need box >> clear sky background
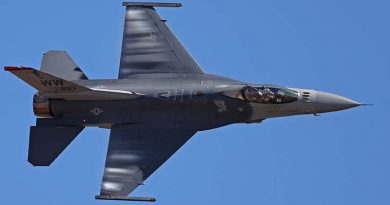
[0,0,389,204]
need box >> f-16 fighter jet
[5,2,362,202]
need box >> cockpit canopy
[242,86,298,104]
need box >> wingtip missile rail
[122,2,182,7]
[95,195,156,202]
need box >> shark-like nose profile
[315,91,360,113]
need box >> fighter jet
[5,2,362,202]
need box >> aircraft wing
[97,125,196,200]
[118,2,203,79]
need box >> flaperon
[5,2,362,202]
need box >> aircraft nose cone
[315,91,360,113]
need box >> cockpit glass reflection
[242,86,298,104]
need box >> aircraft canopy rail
[242,86,298,104]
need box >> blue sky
[1,0,389,204]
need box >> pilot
[244,87,261,102]
[261,88,275,103]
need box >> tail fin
[28,126,84,166]
[40,50,88,80]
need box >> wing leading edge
[118,2,203,78]
[98,125,196,199]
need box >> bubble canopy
[242,85,298,104]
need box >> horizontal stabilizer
[5,66,143,100]
[5,66,89,93]
[28,126,84,166]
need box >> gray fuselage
[43,73,329,131]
